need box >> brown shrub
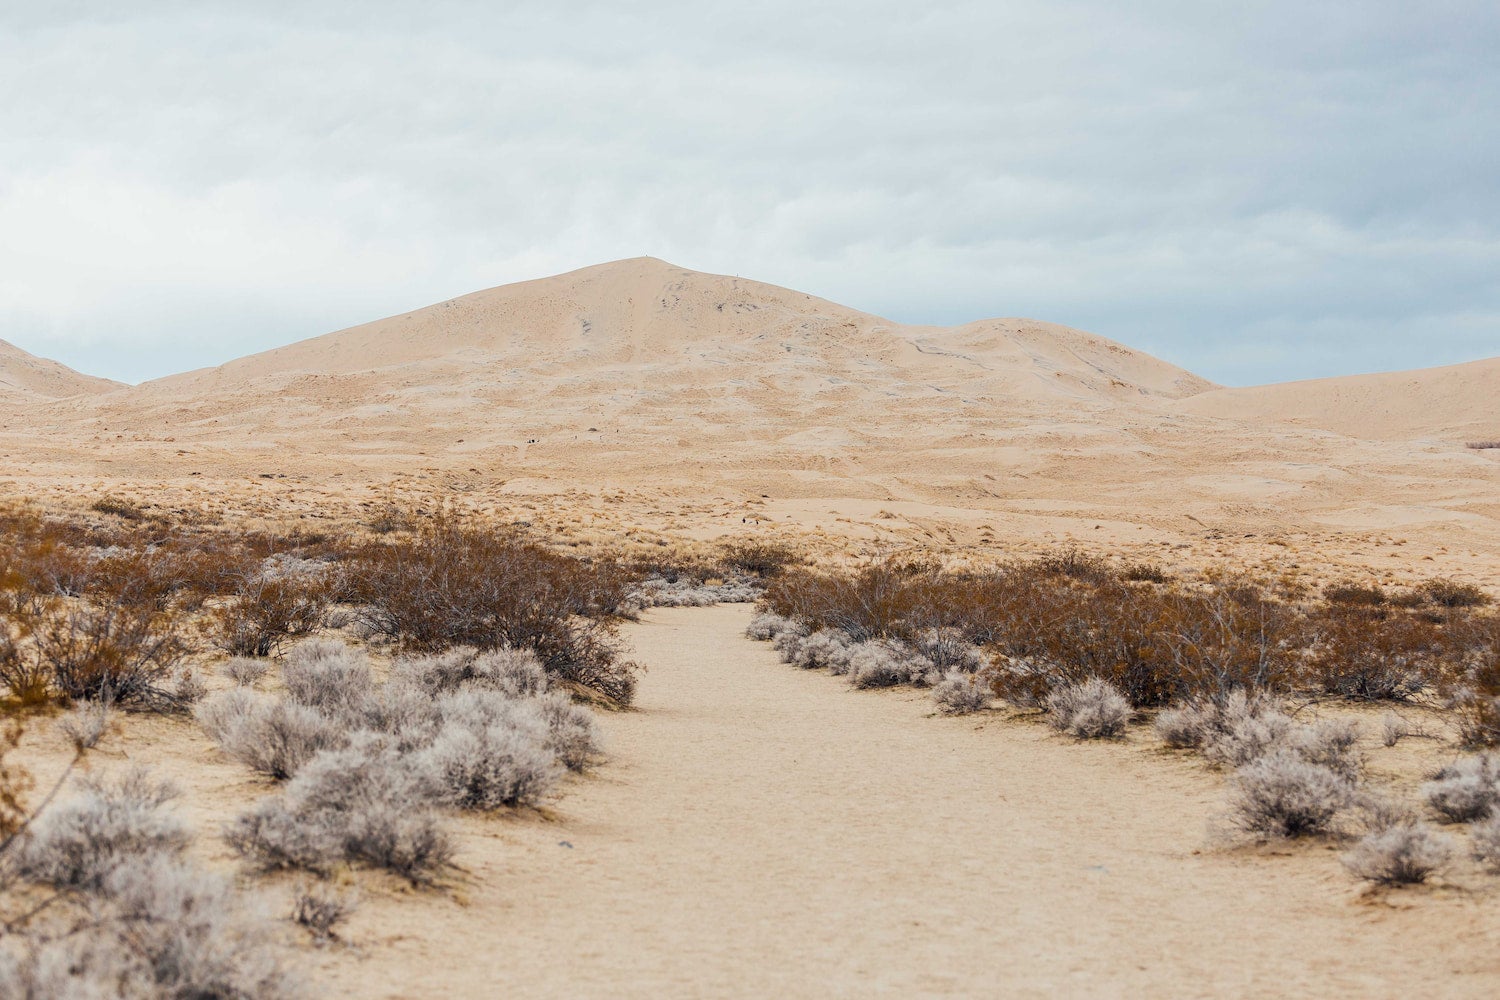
[346,518,637,703]
[6,602,188,708]
[1422,578,1491,609]
[1308,605,1449,700]
[212,575,329,658]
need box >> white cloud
[2,1,1497,384]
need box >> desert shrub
[1154,690,1280,751]
[1287,719,1364,781]
[760,557,938,642]
[101,858,303,998]
[416,691,561,808]
[1472,813,1500,868]
[391,646,549,700]
[796,629,854,671]
[1046,678,1130,739]
[1120,561,1170,584]
[89,496,146,522]
[223,656,270,687]
[11,768,189,892]
[1228,750,1354,838]
[1423,753,1500,822]
[347,519,637,703]
[229,737,453,882]
[1422,578,1490,609]
[533,690,601,771]
[212,573,329,657]
[745,611,792,641]
[630,575,760,608]
[913,627,985,672]
[1442,613,1500,746]
[1309,606,1448,700]
[1324,582,1387,607]
[281,640,375,724]
[719,540,802,578]
[195,689,346,780]
[847,640,935,689]
[772,627,808,664]
[11,602,188,708]
[291,882,356,942]
[931,671,991,715]
[1342,820,1454,884]
[1034,548,1114,585]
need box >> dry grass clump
[291,882,357,943]
[1342,820,1455,884]
[1046,678,1130,739]
[1423,753,1500,822]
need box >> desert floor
[275,604,1497,998]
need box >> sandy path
[320,605,1500,998]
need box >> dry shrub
[1472,813,1500,868]
[1441,613,1500,746]
[6,602,188,708]
[347,519,637,704]
[745,611,792,641]
[1323,582,1387,607]
[228,737,453,882]
[931,671,992,715]
[222,656,270,687]
[847,640,934,689]
[1228,750,1354,838]
[11,768,189,892]
[719,540,803,578]
[1343,820,1454,884]
[1423,753,1500,822]
[196,689,347,780]
[291,882,357,942]
[281,641,375,724]
[212,574,329,657]
[1309,605,1449,700]
[88,496,146,522]
[1046,678,1130,738]
[795,629,855,671]
[1422,578,1491,609]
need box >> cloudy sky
[3,1,1497,385]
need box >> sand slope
[1180,356,1500,441]
[0,338,121,401]
[302,605,1499,998]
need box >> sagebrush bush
[417,691,562,808]
[229,737,453,882]
[281,640,375,724]
[392,646,549,700]
[1342,820,1454,885]
[1423,753,1500,822]
[223,656,270,687]
[847,640,935,689]
[745,611,792,641]
[1046,678,1130,739]
[534,690,601,771]
[931,671,991,715]
[1228,750,1354,837]
[1471,813,1500,868]
[196,689,346,780]
[795,629,854,671]
[13,767,189,892]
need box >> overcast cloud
[3,1,1497,385]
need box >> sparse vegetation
[1046,678,1131,738]
[1228,750,1354,838]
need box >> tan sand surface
[288,605,1494,998]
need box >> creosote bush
[346,518,638,704]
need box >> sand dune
[0,258,1496,568]
[0,338,121,401]
[1180,355,1500,441]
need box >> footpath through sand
[321,604,1500,998]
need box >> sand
[294,605,1495,997]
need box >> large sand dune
[0,338,121,402]
[1,258,1496,570]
